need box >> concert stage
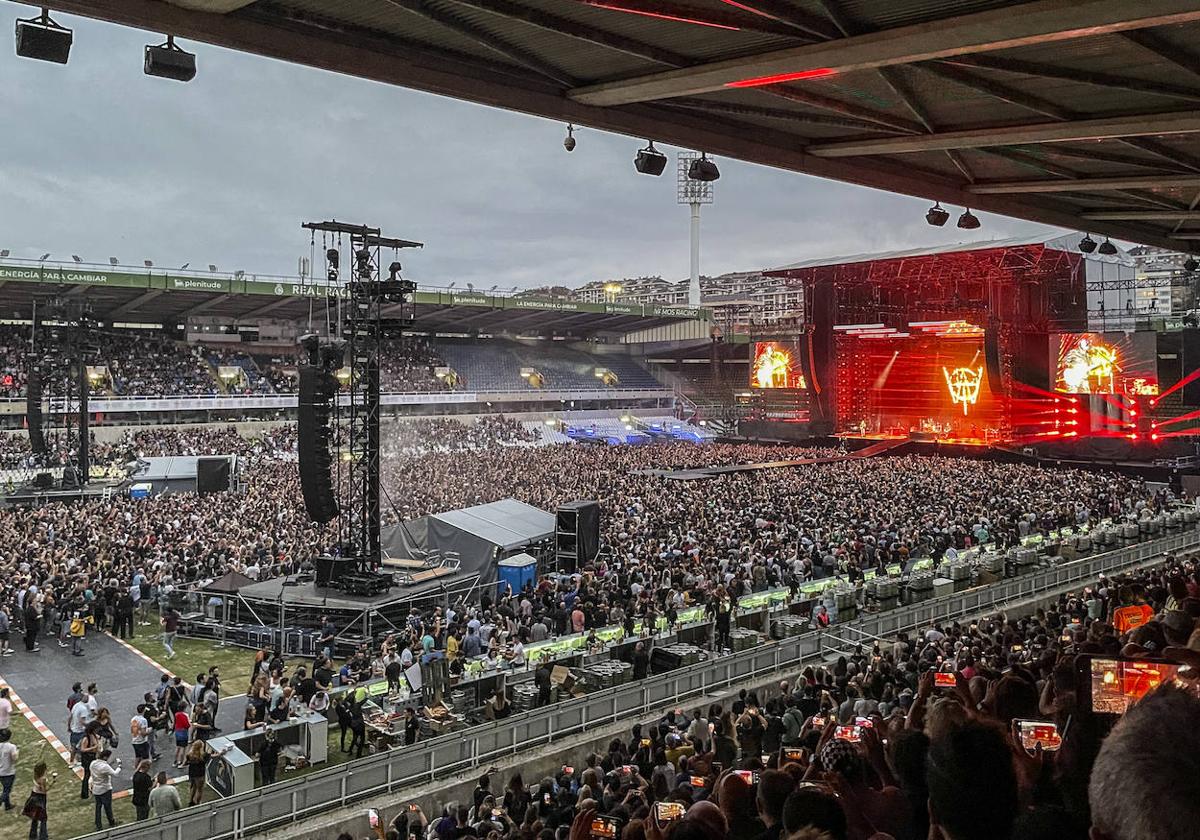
[3,477,128,507]
[201,569,482,652]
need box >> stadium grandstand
[6,3,1200,840]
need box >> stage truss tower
[302,220,421,570]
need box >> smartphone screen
[760,754,770,765]
[654,802,684,823]
[811,715,826,727]
[933,672,957,688]
[368,809,380,829]
[733,769,759,785]
[640,738,651,748]
[782,748,805,762]
[834,725,862,743]
[1086,656,1182,715]
[854,716,874,729]
[1016,720,1062,752]
[689,775,706,788]
[589,816,620,840]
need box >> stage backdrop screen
[751,341,806,389]
[1053,332,1158,396]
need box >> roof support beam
[806,111,1200,157]
[943,54,1200,104]
[382,0,577,85]
[575,0,803,37]
[106,290,165,319]
[239,297,300,319]
[1119,30,1200,82]
[568,0,1200,106]
[1082,211,1200,221]
[664,99,895,133]
[445,0,691,66]
[970,174,1200,194]
[710,0,841,40]
[182,294,234,317]
[916,61,1075,121]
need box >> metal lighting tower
[677,152,714,308]
[301,220,421,571]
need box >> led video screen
[1053,332,1158,396]
[751,341,806,389]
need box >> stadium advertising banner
[751,341,806,389]
[0,261,704,321]
[1053,332,1158,396]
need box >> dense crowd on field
[0,417,1192,840]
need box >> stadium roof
[0,260,700,335]
[765,232,1135,274]
[35,0,1200,254]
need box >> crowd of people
[364,554,1200,840]
[0,416,1189,840]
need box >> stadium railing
[76,528,1200,840]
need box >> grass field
[122,631,264,696]
[8,692,358,840]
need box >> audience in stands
[390,555,1198,840]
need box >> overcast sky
[0,11,1065,291]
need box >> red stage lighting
[725,68,836,88]
[1152,433,1160,442]
[582,1,741,29]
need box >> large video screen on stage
[751,341,806,389]
[1053,332,1158,396]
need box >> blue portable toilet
[497,552,538,596]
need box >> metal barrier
[79,529,1198,840]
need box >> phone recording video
[933,672,957,688]
[1015,720,1062,752]
[733,769,760,785]
[782,747,805,763]
[653,802,684,824]
[810,714,827,727]
[834,725,862,743]
[589,815,622,840]
[854,716,874,729]
[1081,655,1182,715]
[640,738,652,748]
[689,775,707,789]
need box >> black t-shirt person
[297,676,317,705]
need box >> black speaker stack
[297,340,341,524]
[556,500,601,573]
[25,368,46,457]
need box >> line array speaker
[26,369,46,456]
[297,364,339,523]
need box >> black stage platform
[3,478,128,507]
[236,569,480,611]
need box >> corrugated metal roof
[766,232,1134,273]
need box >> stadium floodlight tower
[677,152,714,308]
[301,219,421,571]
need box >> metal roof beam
[106,290,165,319]
[445,0,690,66]
[944,54,1200,103]
[763,86,925,134]
[916,61,1075,121]
[664,99,895,133]
[568,0,1200,106]
[1082,211,1200,220]
[1119,30,1200,82]
[807,110,1200,157]
[382,0,577,86]
[970,174,1200,194]
[713,0,842,40]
